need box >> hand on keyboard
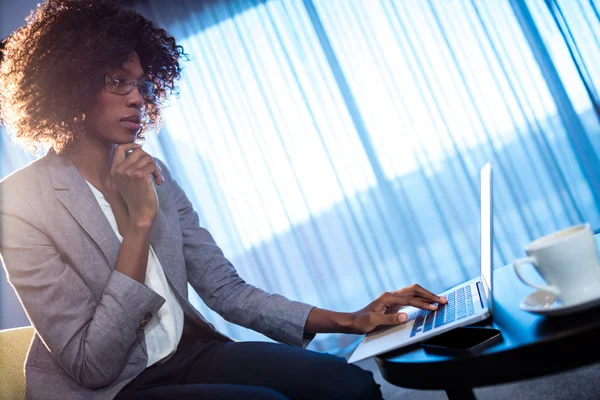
[348,284,448,335]
[410,286,476,337]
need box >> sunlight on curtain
[312,0,600,286]
[525,0,598,113]
[135,0,600,352]
[2,0,599,352]
[526,0,600,155]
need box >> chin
[111,136,137,146]
[120,129,139,142]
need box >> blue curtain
[528,0,600,145]
[2,0,600,354]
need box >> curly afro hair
[0,0,187,154]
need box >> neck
[63,135,116,192]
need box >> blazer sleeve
[0,188,166,389]
[156,159,316,348]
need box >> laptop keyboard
[410,285,475,337]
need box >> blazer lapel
[45,149,183,295]
[47,149,121,270]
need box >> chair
[0,324,237,400]
[0,326,34,400]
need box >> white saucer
[519,290,600,317]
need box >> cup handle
[513,256,561,296]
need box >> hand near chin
[350,284,447,334]
[111,143,164,227]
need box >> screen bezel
[480,162,493,313]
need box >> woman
[0,1,446,399]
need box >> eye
[114,77,129,87]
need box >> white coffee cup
[513,224,600,305]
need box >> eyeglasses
[104,75,155,98]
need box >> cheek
[86,92,119,133]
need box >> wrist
[305,308,355,334]
[342,311,357,334]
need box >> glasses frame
[104,75,155,99]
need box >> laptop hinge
[476,281,485,308]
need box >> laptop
[348,162,494,364]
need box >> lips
[121,121,141,131]
[121,115,141,132]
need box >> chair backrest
[0,326,34,400]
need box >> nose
[125,86,144,109]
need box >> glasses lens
[105,77,131,94]
[105,76,154,98]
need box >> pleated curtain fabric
[2,0,600,353]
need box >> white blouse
[85,181,184,368]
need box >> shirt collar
[85,180,110,206]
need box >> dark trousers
[115,316,382,399]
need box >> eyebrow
[114,68,146,80]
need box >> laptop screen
[480,162,493,312]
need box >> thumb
[378,312,408,326]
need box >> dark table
[375,263,600,399]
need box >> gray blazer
[0,148,315,400]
